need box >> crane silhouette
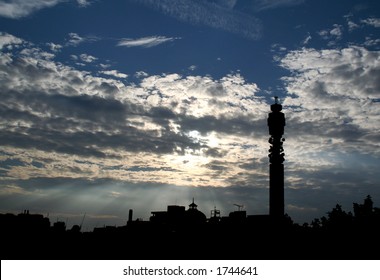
[233,204,244,211]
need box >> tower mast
[268,96,286,217]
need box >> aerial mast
[268,96,286,218]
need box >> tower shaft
[267,97,286,218]
[269,163,284,216]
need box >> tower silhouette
[268,96,286,217]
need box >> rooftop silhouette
[1,195,380,260]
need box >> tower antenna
[79,213,86,231]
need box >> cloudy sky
[0,0,379,230]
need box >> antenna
[79,213,86,231]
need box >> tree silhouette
[353,195,374,217]
[325,204,353,229]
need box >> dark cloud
[203,147,227,158]
[127,166,178,172]
[203,160,229,172]
[238,156,267,171]
[147,106,177,128]
[179,114,266,137]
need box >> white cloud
[344,14,359,32]
[135,71,148,78]
[214,0,238,9]
[67,33,85,46]
[318,30,329,39]
[100,70,128,79]
[253,0,304,11]
[0,32,23,49]
[79,53,97,63]
[46,42,63,52]
[364,37,380,47]
[77,0,91,7]
[318,24,343,42]
[0,0,64,19]
[66,32,98,47]
[280,46,380,159]
[20,47,56,60]
[137,73,262,119]
[302,34,312,45]
[135,0,262,40]
[361,17,380,28]
[99,63,111,69]
[0,0,91,19]
[344,16,380,32]
[281,47,380,100]
[117,36,180,48]
[347,20,360,31]
[330,24,343,39]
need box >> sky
[0,0,380,230]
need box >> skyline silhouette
[2,194,380,260]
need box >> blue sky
[0,0,380,230]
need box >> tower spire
[189,198,197,210]
[268,96,286,217]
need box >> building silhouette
[268,96,285,217]
[149,198,207,232]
